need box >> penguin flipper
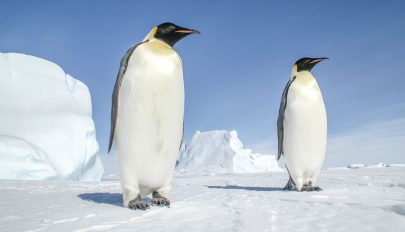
[179,120,184,151]
[108,41,149,153]
[277,76,296,160]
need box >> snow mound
[176,130,282,175]
[0,53,103,180]
[347,163,366,169]
[387,163,405,167]
[346,162,405,169]
[366,162,389,168]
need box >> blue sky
[1,0,404,167]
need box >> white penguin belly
[116,41,184,195]
[283,73,327,187]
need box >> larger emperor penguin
[277,57,328,191]
[109,22,199,209]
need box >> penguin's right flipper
[277,76,297,160]
[108,41,149,153]
[128,194,150,210]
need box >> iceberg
[0,53,103,180]
[177,130,282,175]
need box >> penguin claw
[152,197,170,207]
[128,196,150,210]
[152,191,170,207]
[283,178,322,192]
[301,185,323,192]
[313,186,323,191]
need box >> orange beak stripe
[175,29,195,34]
[310,59,323,64]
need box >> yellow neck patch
[142,27,158,42]
[291,64,298,79]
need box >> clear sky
[1,0,404,167]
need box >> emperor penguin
[109,22,199,209]
[277,57,328,191]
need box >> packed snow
[0,53,103,181]
[176,130,282,174]
[0,166,404,231]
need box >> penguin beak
[175,27,201,35]
[309,57,329,65]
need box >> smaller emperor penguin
[277,57,328,191]
[109,22,199,209]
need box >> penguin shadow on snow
[78,193,160,208]
[78,192,123,207]
[207,185,284,192]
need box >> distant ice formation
[176,130,282,175]
[347,162,405,169]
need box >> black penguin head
[295,57,329,72]
[154,22,200,47]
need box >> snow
[346,162,405,169]
[0,166,404,231]
[176,130,282,174]
[0,53,103,181]
[347,163,366,169]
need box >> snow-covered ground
[1,166,404,232]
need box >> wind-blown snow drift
[0,53,103,180]
[177,130,282,174]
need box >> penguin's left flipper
[152,191,170,207]
[301,184,323,192]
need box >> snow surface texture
[177,130,282,174]
[0,166,404,231]
[0,53,103,180]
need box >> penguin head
[294,57,328,72]
[151,22,200,47]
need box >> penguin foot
[128,195,150,210]
[152,191,170,207]
[301,184,323,192]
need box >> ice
[388,163,405,167]
[366,162,389,168]
[347,163,366,169]
[347,162,396,169]
[0,53,103,180]
[176,130,282,175]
